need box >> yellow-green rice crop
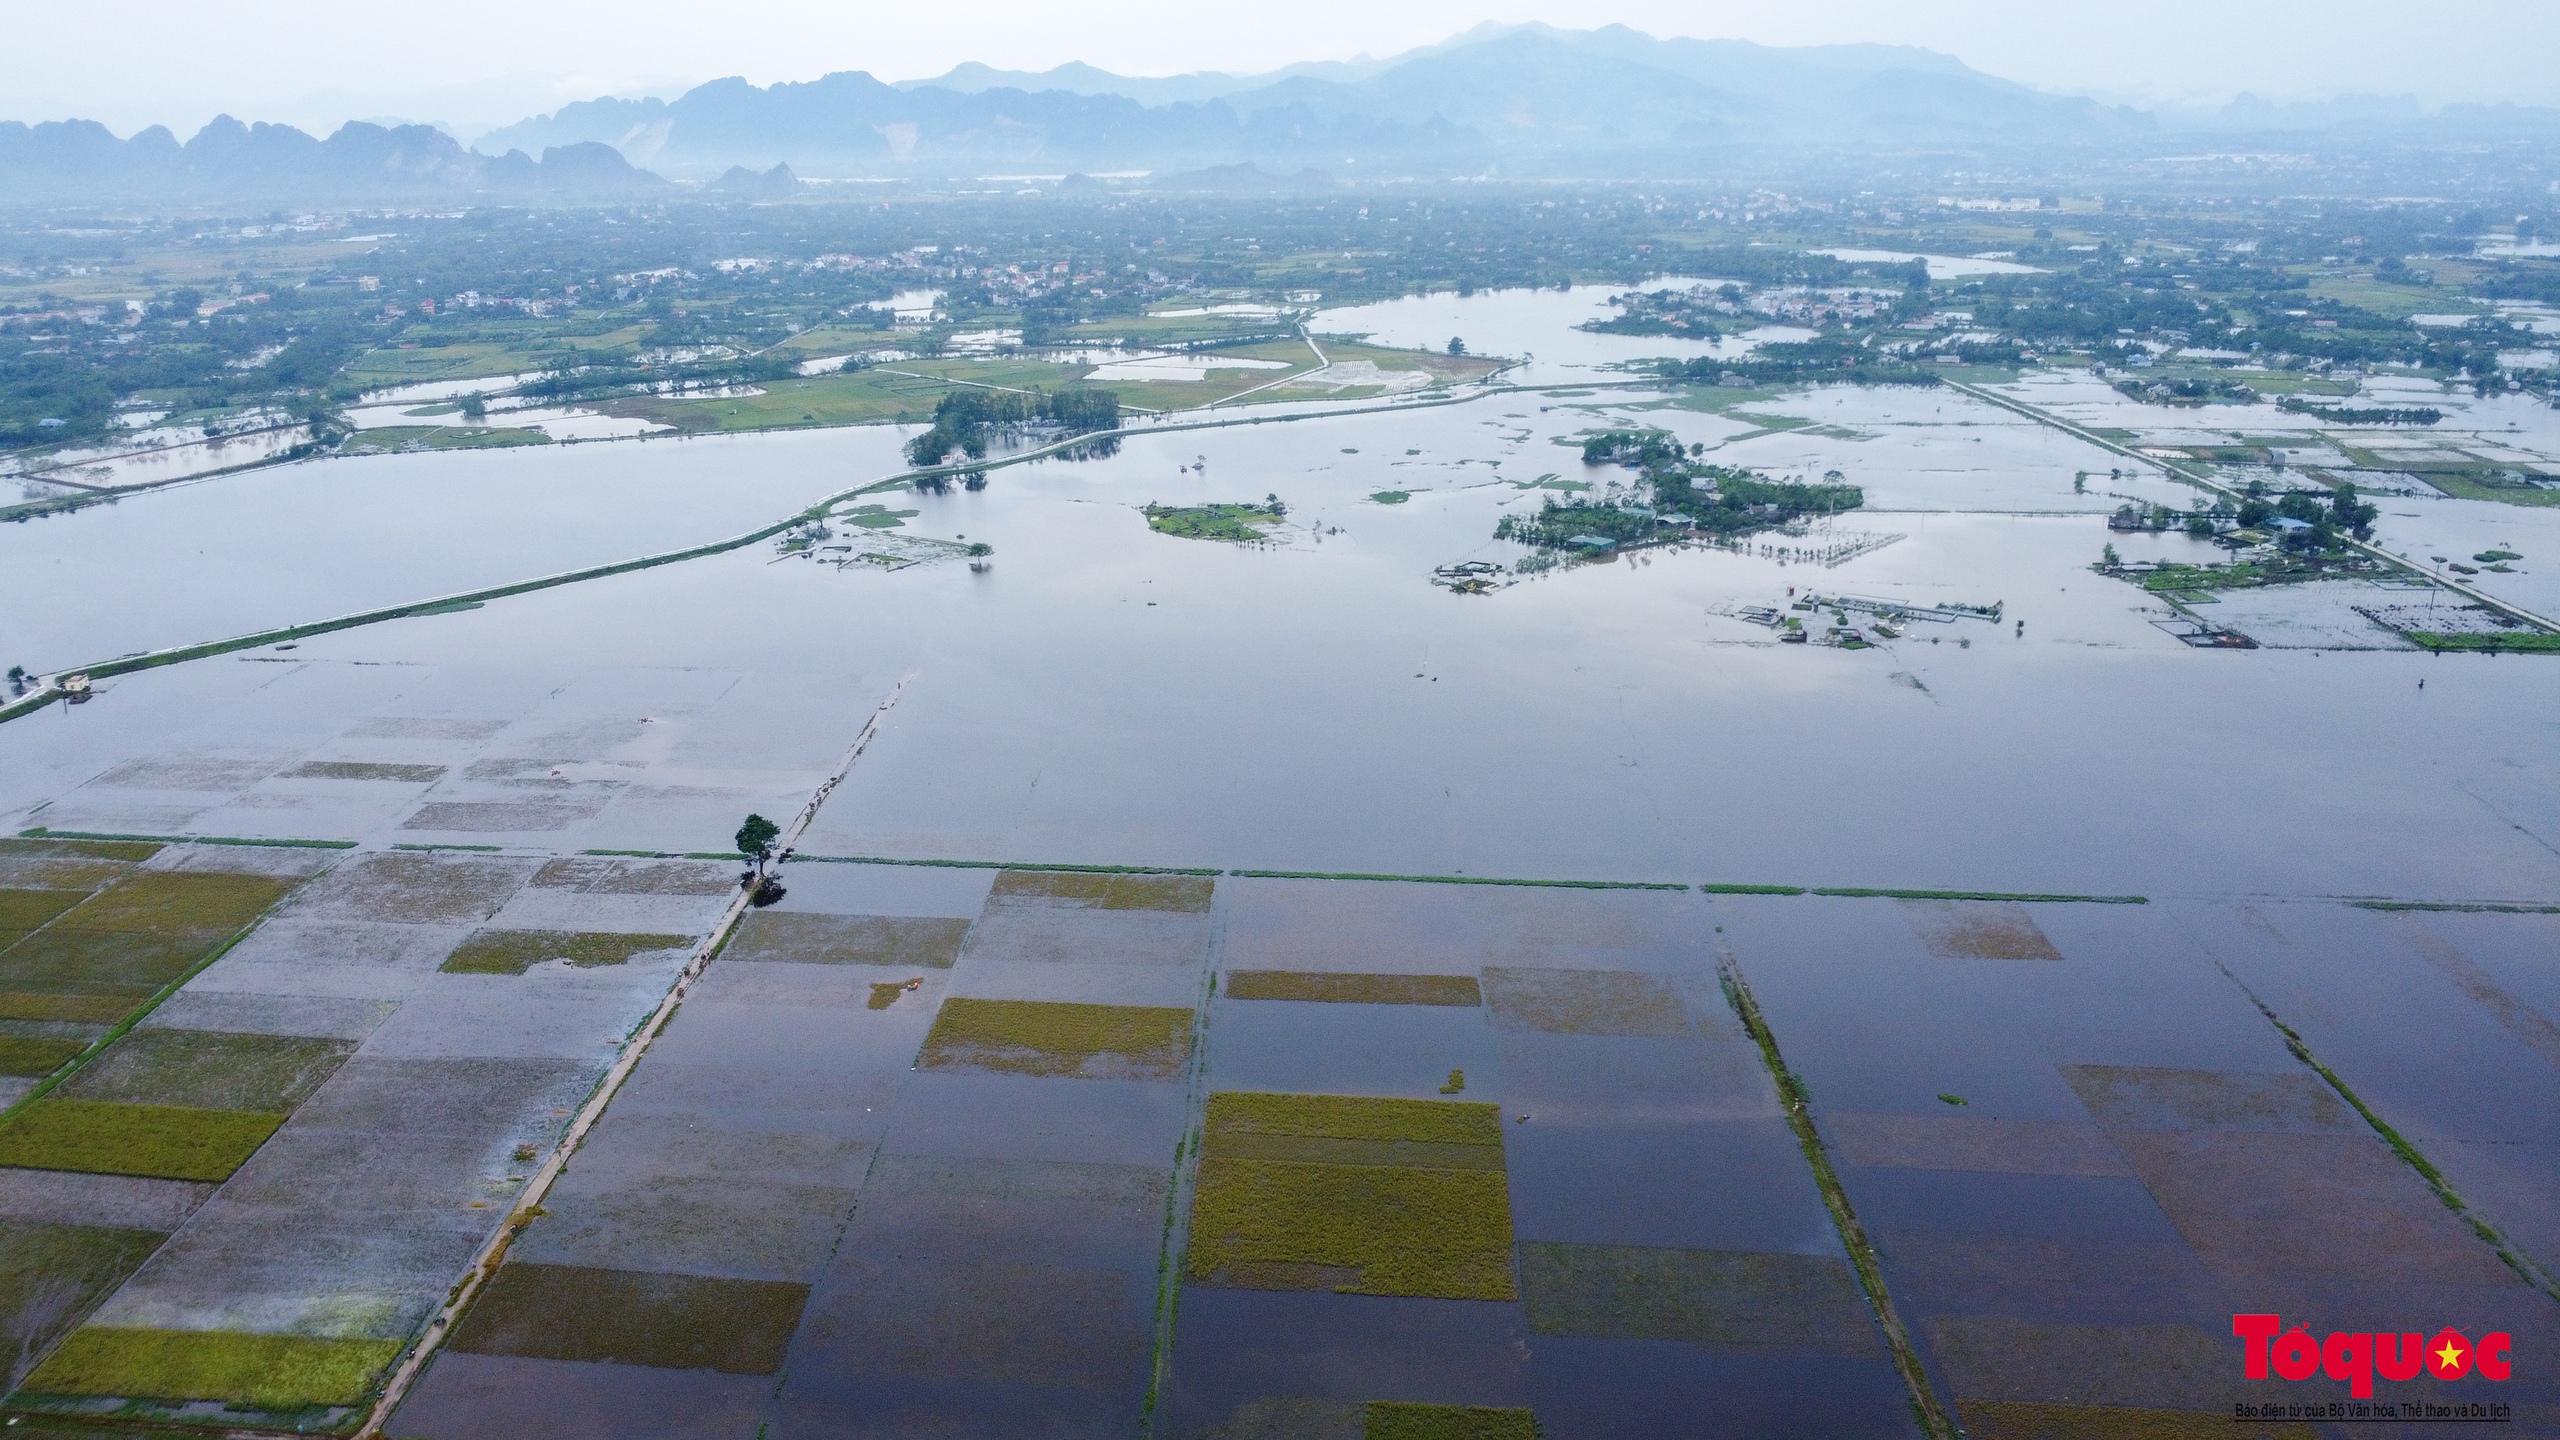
[0,1100,285,1181]
[439,929,695,975]
[918,998,1193,1079]
[1366,1402,1541,1440]
[21,1327,402,1409]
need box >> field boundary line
[1716,945,1958,1439]
[355,673,914,1436]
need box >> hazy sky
[7,0,2556,139]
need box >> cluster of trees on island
[1498,429,1863,555]
[905,387,1122,467]
[1652,338,1947,389]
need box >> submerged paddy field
[2,283,2557,1437]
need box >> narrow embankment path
[356,674,912,1437]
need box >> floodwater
[1313,281,1805,384]
[5,284,2560,1438]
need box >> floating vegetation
[439,929,695,975]
[917,997,1195,1080]
[1481,967,1691,1038]
[278,761,448,783]
[1188,1092,1516,1301]
[1904,901,2063,961]
[1439,1069,1467,1094]
[0,1100,284,1181]
[1939,1094,1969,1107]
[1518,1241,1881,1355]
[867,978,924,1009]
[724,912,968,966]
[991,869,1214,913]
[20,1327,403,1409]
[1364,1402,1540,1440]
[1223,971,1482,1007]
[1370,490,1412,504]
[448,1262,810,1375]
[1144,499,1287,543]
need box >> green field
[21,1327,402,1409]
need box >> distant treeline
[1654,339,1945,388]
[2276,397,2442,425]
[906,388,1121,467]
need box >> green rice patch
[1958,1401,2313,1439]
[868,979,922,1009]
[279,761,448,783]
[1210,1133,1507,1171]
[60,1029,355,1112]
[1480,967,1692,1037]
[0,1034,91,1076]
[1365,1402,1539,1440]
[0,928,242,997]
[724,911,968,966]
[0,1100,285,1181]
[0,890,88,930]
[0,839,161,863]
[917,998,1194,1080]
[439,929,695,976]
[1191,1093,1515,1299]
[1518,1241,1881,1355]
[54,872,293,935]
[1224,971,1482,1006]
[1187,1158,1518,1300]
[0,992,130,1023]
[448,1262,808,1374]
[1207,1092,1504,1149]
[990,868,1214,912]
[1,1223,170,1394]
[19,1327,400,1409]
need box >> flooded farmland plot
[1160,879,1914,1440]
[2,281,2557,1437]
[0,847,735,1431]
[1715,893,2560,1437]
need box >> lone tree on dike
[735,813,780,862]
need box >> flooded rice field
[2,283,2556,1436]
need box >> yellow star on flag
[2436,1341,2465,1369]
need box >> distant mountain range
[0,115,661,205]
[7,23,2558,207]
[476,26,2151,181]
